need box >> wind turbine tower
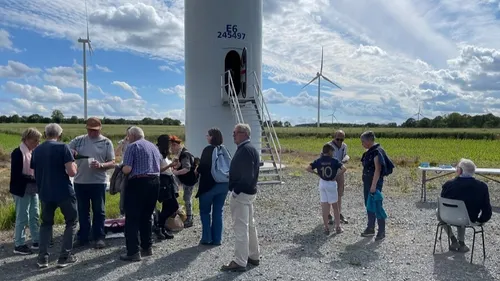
[78,0,93,120]
[302,47,342,127]
[412,103,424,121]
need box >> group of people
[307,130,492,252]
[9,118,262,271]
[8,120,494,271]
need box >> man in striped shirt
[120,126,165,262]
[327,130,350,224]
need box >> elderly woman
[196,128,230,245]
[9,127,42,255]
[169,135,198,228]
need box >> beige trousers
[230,192,260,267]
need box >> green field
[1,123,500,140]
[1,124,500,230]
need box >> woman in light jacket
[196,127,229,245]
[9,128,42,255]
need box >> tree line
[0,110,182,126]
[1,110,499,128]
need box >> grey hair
[360,130,376,142]
[45,123,63,139]
[235,123,251,137]
[128,126,145,139]
[457,158,476,177]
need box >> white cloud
[0,29,21,52]
[1,0,500,123]
[159,85,185,100]
[111,81,142,99]
[0,60,40,78]
[95,64,112,72]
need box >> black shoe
[361,228,376,237]
[184,216,194,228]
[94,239,106,249]
[37,254,49,268]
[375,232,385,241]
[13,245,33,255]
[154,227,166,240]
[120,252,141,262]
[31,243,39,250]
[141,248,153,257]
[57,254,78,268]
[340,214,349,224]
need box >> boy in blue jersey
[307,144,347,234]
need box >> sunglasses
[336,138,344,142]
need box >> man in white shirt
[69,117,115,249]
[327,130,349,224]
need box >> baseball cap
[86,117,102,130]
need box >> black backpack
[176,148,198,186]
[378,147,395,177]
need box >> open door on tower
[240,47,247,98]
[224,50,241,96]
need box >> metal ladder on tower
[221,70,284,185]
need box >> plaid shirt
[123,139,163,178]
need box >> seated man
[438,158,492,252]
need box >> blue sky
[1,0,500,125]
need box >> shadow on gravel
[415,201,438,210]
[0,247,124,281]
[116,244,211,281]
[279,224,334,260]
[433,252,494,281]
[199,271,246,281]
[336,237,380,269]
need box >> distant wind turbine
[412,102,425,121]
[302,46,342,128]
[326,108,339,124]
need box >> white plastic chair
[432,197,486,263]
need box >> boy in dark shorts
[307,144,347,234]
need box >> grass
[280,137,500,167]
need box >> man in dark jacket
[221,123,260,272]
[439,158,492,253]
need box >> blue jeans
[13,193,40,247]
[74,183,106,242]
[363,176,385,234]
[199,183,229,245]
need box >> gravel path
[1,169,500,281]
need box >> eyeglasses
[336,138,344,142]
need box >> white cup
[88,157,95,167]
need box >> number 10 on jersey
[320,166,333,179]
